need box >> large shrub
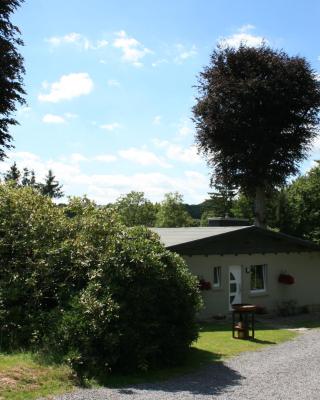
[52,203,202,375]
[0,184,71,348]
[0,187,202,375]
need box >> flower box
[198,278,212,291]
[278,273,295,285]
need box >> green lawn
[0,353,74,400]
[0,321,313,399]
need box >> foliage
[2,163,64,198]
[279,161,320,242]
[3,161,20,183]
[0,184,70,348]
[52,221,202,377]
[193,44,320,226]
[0,0,26,160]
[39,169,63,198]
[114,191,158,226]
[156,192,195,227]
[208,181,237,218]
[0,186,201,378]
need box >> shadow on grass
[199,317,320,333]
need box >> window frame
[250,264,267,293]
[213,266,222,289]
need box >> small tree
[156,192,195,227]
[193,45,320,227]
[21,167,37,187]
[40,169,63,198]
[0,0,26,159]
[4,161,20,183]
[114,191,158,226]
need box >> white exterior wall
[183,252,320,319]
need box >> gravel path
[51,329,320,400]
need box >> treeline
[110,161,320,244]
[2,162,63,198]
[5,160,320,243]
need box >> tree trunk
[254,187,266,228]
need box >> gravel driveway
[51,328,320,400]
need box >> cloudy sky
[7,0,320,204]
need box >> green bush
[0,184,71,348]
[0,186,202,376]
[51,215,202,376]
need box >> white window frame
[250,264,267,293]
[213,266,221,289]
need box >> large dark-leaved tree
[0,0,25,160]
[193,45,320,227]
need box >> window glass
[213,266,221,288]
[250,264,267,292]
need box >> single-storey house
[152,221,320,318]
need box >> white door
[229,266,242,310]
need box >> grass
[0,319,317,399]
[0,353,74,400]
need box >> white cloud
[64,112,78,119]
[17,106,32,115]
[312,135,320,152]
[219,24,267,48]
[153,115,162,125]
[113,30,152,67]
[178,120,193,137]
[1,151,210,204]
[93,154,118,162]
[46,32,108,51]
[152,59,169,68]
[174,44,197,63]
[107,79,120,87]
[100,122,121,131]
[118,147,171,168]
[69,153,88,163]
[38,73,94,103]
[166,144,201,164]
[42,114,65,124]
[153,139,202,164]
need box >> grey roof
[150,226,320,255]
[150,226,249,247]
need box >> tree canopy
[193,44,320,227]
[0,0,25,159]
[114,191,158,226]
[156,192,195,227]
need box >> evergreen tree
[0,0,26,159]
[4,161,20,183]
[40,169,63,199]
[21,167,38,187]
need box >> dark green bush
[0,186,202,376]
[51,212,202,375]
[0,184,71,348]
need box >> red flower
[199,278,212,291]
[278,274,295,285]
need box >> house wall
[183,252,320,319]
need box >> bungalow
[152,221,320,318]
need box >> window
[250,264,267,292]
[213,266,221,288]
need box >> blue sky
[6,0,320,204]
